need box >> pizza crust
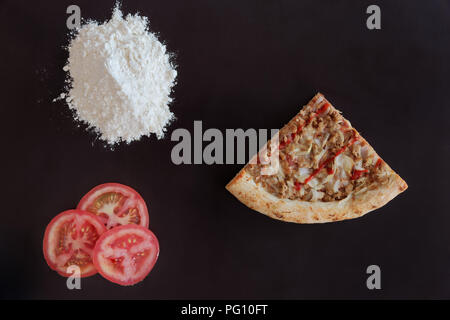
[226,168,407,223]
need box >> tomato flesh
[93,224,159,286]
[43,210,106,277]
[77,183,149,230]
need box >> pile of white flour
[60,6,177,144]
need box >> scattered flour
[59,6,177,144]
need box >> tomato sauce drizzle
[375,158,383,168]
[279,102,330,150]
[350,169,368,180]
[295,135,359,189]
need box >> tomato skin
[43,210,107,278]
[93,224,159,286]
[77,183,149,230]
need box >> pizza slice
[226,93,407,223]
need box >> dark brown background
[1,0,449,299]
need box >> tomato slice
[93,225,159,286]
[77,183,149,230]
[43,210,107,277]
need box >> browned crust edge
[226,168,407,223]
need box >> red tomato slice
[93,225,159,286]
[77,183,149,230]
[43,210,107,277]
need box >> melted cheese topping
[247,99,391,202]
